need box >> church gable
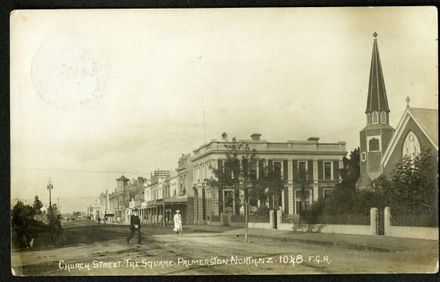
[382,110,438,176]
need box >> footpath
[182,224,438,253]
[94,222,438,253]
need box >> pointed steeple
[365,32,390,113]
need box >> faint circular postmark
[31,33,108,109]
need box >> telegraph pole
[47,179,53,208]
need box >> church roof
[381,107,438,167]
[365,33,390,113]
[408,107,438,146]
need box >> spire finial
[373,32,378,38]
[406,96,411,108]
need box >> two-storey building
[143,170,170,225]
[191,133,347,224]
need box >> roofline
[193,140,346,153]
[192,150,347,162]
[407,108,438,151]
[381,107,438,167]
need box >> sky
[11,7,438,212]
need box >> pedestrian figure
[127,208,141,245]
[173,210,183,236]
[97,216,101,224]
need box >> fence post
[277,210,283,229]
[220,212,225,226]
[384,207,391,236]
[227,213,232,226]
[370,207,378,235]
[269,210,275,229]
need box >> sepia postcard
[10,7,438,276]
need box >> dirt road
[11,220,438,276]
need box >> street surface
[11,220,438,276]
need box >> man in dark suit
[127,208,141,245]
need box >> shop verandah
[139,198,189,226]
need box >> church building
[357,33,438,189]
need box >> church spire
[365,32,390,113]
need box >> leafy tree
[387,150,438,214]
[11,201,36,248]
[293,163,312,216]
[326,148,361,214]
[306,147,438,223]
[72,211,82,218]
[301,198,326,224]
[208,135,257,204]
[47,204,61,226]
[209,133,287,213]
[340,147,360,188]
[33,195,43,214]
[252,161,285,211]
[208,134,258,242]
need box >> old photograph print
[10,7,438,276]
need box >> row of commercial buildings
[88,133,347,225]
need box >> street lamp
[47,179,54,208]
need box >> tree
[340,147,360,188]
[366,175,392,210]
[388,149,438,214]
[33,195,43,214]
[47,204,61,226]
[208,134,257,242]
[72,211,82,218]
[294,163,312,216]
[252,161,285,211]
[312,148,362,216]
[11,201,36,248]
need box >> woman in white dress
[173,210,183,236]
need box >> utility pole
[47,179,53,208]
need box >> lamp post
[47,179,54,208]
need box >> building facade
[107,175,131,222]
[191,134,347,224]
[177,153,194,224]
[381,106,438,176]
[142,170,170,225]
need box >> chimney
[307,137,320,142]
[250,133,262,141]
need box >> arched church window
[380,112,387,124]
[402,131,421,160]
[372,112,378,124]
[368,138,380,151]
